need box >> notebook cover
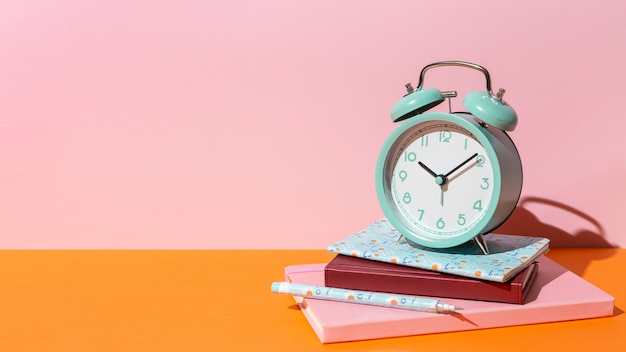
[324,254,537,304]
[284,256,615,343]
[327,218,550,282]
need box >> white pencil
[271,281,458,313]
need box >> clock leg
[473,234,490,255]
[397,234,410,245]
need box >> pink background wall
[1,1,625,249]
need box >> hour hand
[418,161,438,178]
[420,161,447,187]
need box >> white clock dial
[390,121,494,239]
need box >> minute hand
[445,153,479,178]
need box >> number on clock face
[391,122,494,238]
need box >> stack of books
[325,218,548,304]
[278,219,615,343]
[325,254,538,305]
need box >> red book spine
[324,255,538,304]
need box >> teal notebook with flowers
[327,218,550,282]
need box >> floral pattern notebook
[327,218,550,282]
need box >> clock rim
[375,112,510,249]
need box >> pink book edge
[284,256,615,343]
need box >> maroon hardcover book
[324,255,538,304]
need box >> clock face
[386,120,496,241]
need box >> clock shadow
[497,196,614,248]
[495,196,617,276]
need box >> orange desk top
[0,249,623,351]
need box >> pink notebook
[283,256,615,343]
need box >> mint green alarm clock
[375,61,522,254]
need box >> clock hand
[418,161,438,178]
[419,161,448,187]
[440,186,444,206]
[444,153,479,178]
[419,161,447,206]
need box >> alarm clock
[375,61,522,254]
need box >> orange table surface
[0,248,623,351]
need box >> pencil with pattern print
[271,281,458,313]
